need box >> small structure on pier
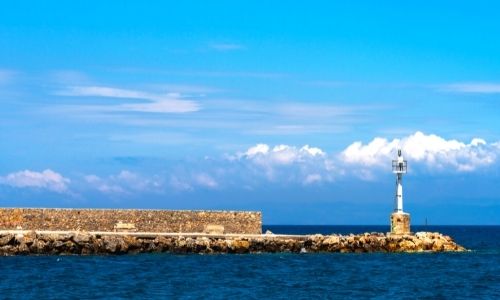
[390,149,411,234]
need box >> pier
[0,229,465,255]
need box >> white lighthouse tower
[390,149,411,235]
[393,149,406,212]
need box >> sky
[1,1,500,224]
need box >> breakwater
[0,230,465,255]
[0,208,262,234]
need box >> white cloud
[230,132,500,185]
[303,173,322,185]
[60,86,145,98]
[241,144,325,166]
[169,176,193,191]
[440,82,500,94]
[341,137,400,166]
[114,170,162,191]
[301,145,326,156]
[168,172,219,191]
[84,174,126,194]
[84,170,162,194]
[56,85,200,113]
[194,173,218,188]
[341,131,498,172]
[245,144,270,156]
[83,174,100,184]
[235,143,333,183]
[0,169,70,193]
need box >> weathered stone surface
[203,224,225,235]
[113,221,137,232]
[23,231,37,245]
[0,208,262,234]
[0,231,466,256]
[17,243,30,254]
[0,234,14,246]
[103,236,128,253]
[390,212,411,234]
[231,239,250,253]
[72,232,92,245]
[30,239,47,253]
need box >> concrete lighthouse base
[390,212,411,235]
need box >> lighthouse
[390,149,411,235]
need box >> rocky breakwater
[0,231,466,255]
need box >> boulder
[398,240,416,252]
[14,233,24,244]
[415,233,426,239]
[22,231,37,245]
[310,234,324,244]
[72,232,92,245]
[103,236,120,253]
[17,243,30,254]
[412,238,424,251]
[0,245,15,255]
[323,236,340,245]
[53,241,65,249]
[30,239,47,253]
[0,234,14,246]
[443,243,458,251]
[386,241,399,252]
[231,239,250,253]
[431,239,444,251]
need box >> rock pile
[0,231,466,255]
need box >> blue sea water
[0,226,499,299]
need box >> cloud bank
[3,132,499,196]
[341,131,496,172]
[234,131,500,184]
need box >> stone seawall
[0,231,466,255]
[0,208,262,234]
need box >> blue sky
[1,1,499,224]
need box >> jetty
[0,229,465,255]
[0,208,465,255]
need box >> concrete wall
[0,208,262,234]
[390,212,411,235]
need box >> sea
[0,225,498,299]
